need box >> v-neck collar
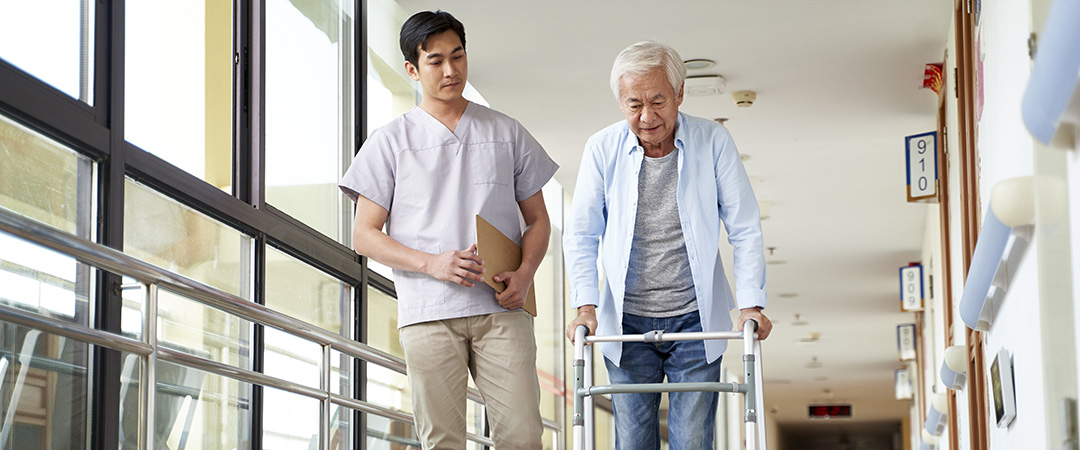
[415,101,475,143]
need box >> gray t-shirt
[623,148,698,317]
[339,102,558,327]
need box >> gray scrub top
[339,102,558,327]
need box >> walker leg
[572,326,588,450]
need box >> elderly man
[564,41,773,449]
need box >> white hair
[609,41,687,102]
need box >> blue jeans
[604,311,723,450]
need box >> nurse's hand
[422,244,484,287]
[494,270,531,310]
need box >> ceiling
[398,0,953,437]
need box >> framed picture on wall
[990,348,1017,428]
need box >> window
[125,1,234,188]
[151,361,252,450]
[123,179,254,300]
[265,0,356,242]
[265,245,352,335]
[0,324,92,449]
[0,0,95,103]
[0,112,95,326]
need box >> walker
[572,319,768,449]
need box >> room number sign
[905,132,937,202]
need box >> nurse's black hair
[399,10,466,67]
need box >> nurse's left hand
[494,271,531,310]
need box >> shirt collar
[622,111,687,154]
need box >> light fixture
[685,75,726,96]
[941,345,968,390]
[925,393,949,435]
[683,58,716,70]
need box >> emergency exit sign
[808,404,852,419]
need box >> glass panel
[156,289,252,371]
[367,364,410,415]
[262,386,319,448]
[264,245,351,335]
[0,322,91,449]
[0,112,94,236]
[536,182,565,424]
[367,415,420,449]
[119,277,146,340]
[265,0,356,242]
[542,427,557,450]
[123,179,253,300]
[154,360,251,450]
[330,405,355,450]
[365,286,401,358]
[125,1,234,189]
[0,231,94,326]
[118,352,142,450]
[263,327,319,388]
[330,350,352,397]
[595,408,615,450]
[0,0,94,103]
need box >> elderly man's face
[619,69,683,153]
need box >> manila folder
[475,215,537,316]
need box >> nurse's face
[405,30,468,104]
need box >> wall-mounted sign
[897,324,917,361]
[900,264,924,311]
[905,132,938,202]
[808,404,852,419]
[895,368,913,400]
[923,63,944,94]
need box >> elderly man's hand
[565,306,598,344]
[737,307,772,340]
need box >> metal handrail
[0,207,563,444]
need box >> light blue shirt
[564,112,766,365]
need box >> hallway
[1,0,1079,449]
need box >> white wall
[923,1,1073,448]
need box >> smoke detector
[733,90,757,107]
[685,75,726,96]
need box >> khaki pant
[399,310,543,450]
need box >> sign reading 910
[905,132,937,201]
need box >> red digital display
[808,405,852,418]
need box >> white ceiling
[398,0,953,435]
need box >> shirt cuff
[570,288,600,310]
[735,288,767,310]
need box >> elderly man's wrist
[578,305,597,314]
